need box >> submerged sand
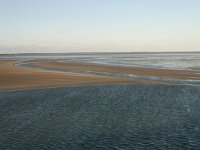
[36,60,200,80]
[0,60,166,91]
[1,59,200,91]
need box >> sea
[0,52,200,149]
[1,52,200,85]
[1,52,200,71]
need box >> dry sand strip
[35,60,200,81]
[0,61,169,91]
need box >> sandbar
[0,60,166,91]
[36,60,200,81]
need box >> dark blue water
[0,84,200,149]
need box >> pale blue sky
[0,0,200,53]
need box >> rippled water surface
[1,84,200,149]
[1,52,200,70]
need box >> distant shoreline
[1,51,200,56]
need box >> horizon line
[1,51,200,55]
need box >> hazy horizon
[0,0,200,54]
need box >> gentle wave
[0,84,200,149]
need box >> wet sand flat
[36,60,200,80]
[0,60,164,91]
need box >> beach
[0,60,174,91]
[0,53,200,149]
[0,60,150,91]
[1,57,200,91]
[1,0,200,149]
[36,60,200,80]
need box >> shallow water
[18,61,200,86]
[1,52,200,70]
[1,84,200,149]
[3,53,200,85]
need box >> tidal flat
[1,84,200,150]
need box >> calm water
[0,84,200,149]
[7,52,200,85]
[1,52,200,70]
[1,53,200,149]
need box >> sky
[0,0,200,53]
